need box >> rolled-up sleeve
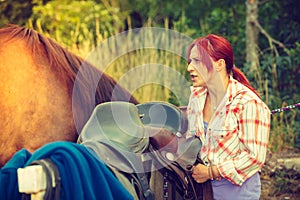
[217,99,271,186]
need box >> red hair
[188,34,260,97]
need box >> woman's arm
[217,99,271,185]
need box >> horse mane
[0,24,139,133]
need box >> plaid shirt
[187,76,271,186]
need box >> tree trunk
[246,0,259,74]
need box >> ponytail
[232,66,260,98]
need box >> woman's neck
[206,75,229,111]
[203,94,213,122]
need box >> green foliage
[186,2,246,66]
[27,0,124,56]
[259,0,300,46]
[121,0,190,27]
[173,12,197,36]
[285,43,300,149]
[254,37,300,151]
[270,109,297,152]
[0,0,46,27]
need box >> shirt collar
[190,86,207,97]
[226,76,248,103]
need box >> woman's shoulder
[230,79,269,109]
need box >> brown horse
[0,24,138,168]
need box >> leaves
[27,0,124,55]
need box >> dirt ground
[260,148,300,200]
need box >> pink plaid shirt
[187,76,271,186]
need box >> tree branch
[253,19,289,55]
[258,0,272,6]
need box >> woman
[186,34,270,199]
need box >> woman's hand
[191,163,210,183]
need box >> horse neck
[71,64,139,132]
[0,40,78,167]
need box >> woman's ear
[215,59,226,72]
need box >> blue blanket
[0,141,133,200]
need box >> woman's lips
[190,74,197,81]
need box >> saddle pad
[78,101,149,153]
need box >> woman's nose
[187,63,194,72]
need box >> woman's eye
[193,59,201,63]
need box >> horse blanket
[0,141,133,200]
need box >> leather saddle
[137,102,213,200]
[78,101,154,200]
[136,101,188,136]
[78,101,210,200]
[77,101,149,153]
[136,101,200,167]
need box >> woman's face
[187,46,212,87]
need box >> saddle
[77,101,149,153]
[78,101,154,200]
[78,101,212,200]
[137,102,212,200]
[136,101,200,167]
[136,101,188,136]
